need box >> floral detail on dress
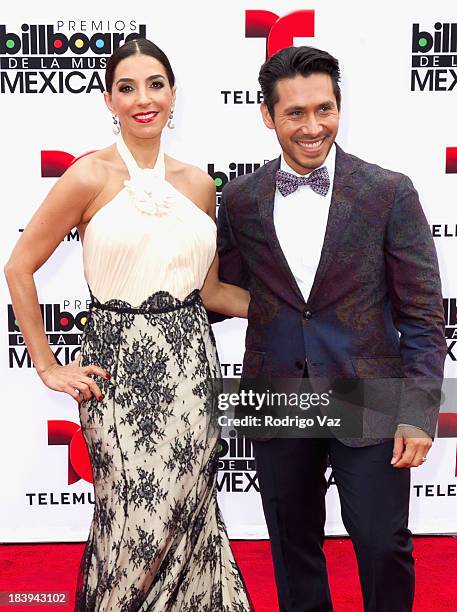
[164,431,206,482]
[93,494,116,538]
[87,438,113,481]
[123,169,174,217]
[125,526,160,570]
[129,467,167,514]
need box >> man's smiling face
[261,72,340,175]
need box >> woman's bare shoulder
[66,144,119,190]
[166,155,215,212]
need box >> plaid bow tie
[276,166,330,197]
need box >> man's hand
[391,424,432,468]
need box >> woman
[5,38,252,611]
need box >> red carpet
[0,538,455,610]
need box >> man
[215,46,446,611]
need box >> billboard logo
[411,22,457,91]
[208,161,266,203]
[412,22,457,55]
[8,301,90,368]
[0,20,146,94]
[444,298,457,362]
[0,23,146,56]
[217,430,258,492]
[245,9,315,59]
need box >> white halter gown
[75,136,252,611]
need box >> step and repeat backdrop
[1,0,456,542]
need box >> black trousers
[252,437,414,612]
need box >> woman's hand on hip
[39,358,110,403]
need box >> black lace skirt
[74,290,251,611]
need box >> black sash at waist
[89,288,201,315]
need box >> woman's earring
[112,114,120,135]
[167,107,175,130]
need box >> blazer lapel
[256,157,305,306]
[307,144,358,305]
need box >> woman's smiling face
[105,53,175,139]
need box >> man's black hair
[258,46,341,117]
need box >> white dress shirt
[273,144,336,303]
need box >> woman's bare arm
[190,171,250,318]
[4,156,109,401]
